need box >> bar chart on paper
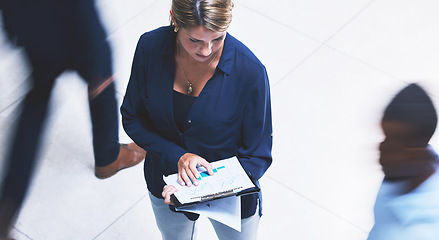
[198,166,225,180]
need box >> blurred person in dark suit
[368,83,439,240]
[0,0,145,237]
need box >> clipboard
[170,178,260,209]
[163,156,259,209]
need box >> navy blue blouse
[173,90,197,133]
[121,26,273,218]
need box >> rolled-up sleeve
[238,66,273,181]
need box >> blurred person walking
[0,0,145,237]
[368,83,439,239]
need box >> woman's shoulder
[225,33,265,71]
[221,34,269,90]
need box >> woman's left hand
[162,185,179,205]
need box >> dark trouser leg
[75,0,120,167]
[0,67,57,235]
[81,44,120,166]
[89,81,119,167]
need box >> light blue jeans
[149,192,260,240]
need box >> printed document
[163,156,256,231]
[177,196,241,231]
[163,156,255,205]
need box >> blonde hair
[171,0,233,32]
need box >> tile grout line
[232,1,324,89]
[321,44,439,100]
[233,2,321,44]
[10,226,33,240]
[92,194,147,240]
[317,0,407,84]
[265,175,369,233]
[321,0,378,45]
[271,43,325,88]
[0,95,26,115]
[272,38,402,91]
[270,0,379,88]
[323,44,399,79]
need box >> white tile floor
[1,0,439,239]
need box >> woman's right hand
[177,153,214,187]
[162,185,179,205]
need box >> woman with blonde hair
[121,0,272,239]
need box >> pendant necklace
[177,42,218,95]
